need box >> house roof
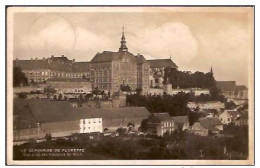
[147,59,178,69]
[90,51,137,63]
[154,113,173,122]
[14,57,74,72]
[135,55,148,64]
[172,116,188,123]
[14,99,150,129]
[199,117,222,131]
[216,81,236,91]
[14,57,90,73]
[172,116,188,129]
[235,85,248,91]
[73,62,90,72]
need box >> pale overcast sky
[12,7,254,86]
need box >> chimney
[61,55,64,57]
[51,55,54,58]
[43,57,45,62]
[72,59,75,63]
[35,58,38,62]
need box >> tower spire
[119,27,128,52]
[210,67,213,75]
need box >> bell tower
[119,27,128,52]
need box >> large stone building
[89,28,150,94]
[216,81,248,99]
[148,58,178,88]
[14,28,178,95]
[14,55,90,83]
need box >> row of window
[28,77,47,82]
[25,71,90,78]
[163,121,175,128]
[92,77,112,83]
[82,120,102,124]
[92,84,112,90]
[81,118,102,123]
[82,125,102,130]
[91,69,112,77]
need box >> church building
[89,28,150,94]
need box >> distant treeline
[13,67,28,87]
[164,68,216,89]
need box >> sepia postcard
[6,6,254,165]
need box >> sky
[12,7,254,86]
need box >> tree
[225,101,236,110]
[166,68,216,89]
[44,86,56,99]
[188,111,201,126]
[13,67,28,87]
[92,88,101,95]
[53,95,57,100]
[127,122,135,131]
[139,119,149,132]
[58,94,63,100]
[45,133,52,141]
[116,127,127,136]
[136,88,142,95]
[121,84,131,92]
[17,92,28,99]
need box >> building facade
[144,113,176,136]
[14,55,90,83]
[148,59,178,88]
[216,81,248,100]
[46,78,92,95]
[80,118,102,133]
[187,101,225,112]
[89,29,150,94]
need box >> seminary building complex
[14,28,178,95]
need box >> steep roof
[235,85,248,91]
[199,117,222,131]
[172,116,188,129]
[154,113,173,122]
[73,62,90,72]
[90,51,137,63]
[216,81,236,91]
[147,59,178,69]
[14,57,90,73]
[135,55,148,64]
[14,56,74,72]
[14,99,150,128]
